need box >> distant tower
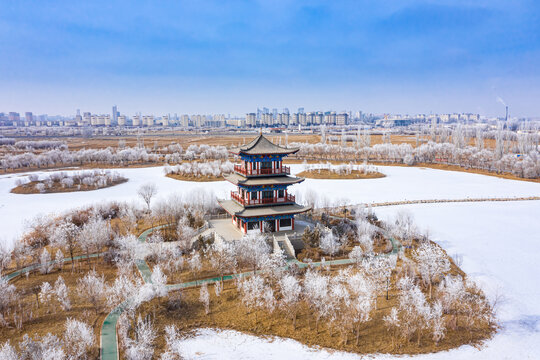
[76,109,80,116]
[112,105,118,124]
[297,107,304,114]
[505,106,508,122]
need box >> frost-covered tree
[55,249,64,271]
[304,271,332,333]
[77,270,106,313]
[188,251,202,279]
[208,240,237,285]
[39,248,53,274]
[78,216,111,266]
[0,341,18,360]
[199,283,210,314]
[39,282,54,311]
[383,307,400,349]
[278,274,302,328]
[63,318,94,360]
[107,275,141,308]
[398,284,431,343]
[348,246,364,266]
[0,276,17,318]
[214,281,222,299]
[346,272,374,344]
[50,221,79,272]
[150,265,168,299]
[54,276,71,311]
[237,232,271,273]
[0,244,11,272]
[413,242,450,299]
[319,230,341,258]
[124,316,156,360]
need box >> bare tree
[138,183,158,212]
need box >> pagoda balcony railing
[234,164,290,176]
[231,191,295,206]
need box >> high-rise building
[297,107,304,114]
[299,113,307,125]
[336,113,349,126]
[181,114,190,127]
[324,112,336,125]
[262,113,273,126]
[118,115,126,126]
[82,112,91,125]
[290,113,299,126]
[143,115,154,127]
[246,113,256,127]
[132,115,141,127]
[162,115,169,126]
[25,112,33,123]
[112,105,118,124]
[277,113,290,126]
[8,112,20,125]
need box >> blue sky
[1,0,539,116]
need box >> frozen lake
[1,164,539,245]
[0,165,539,358]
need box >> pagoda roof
[230,134,299,155]
[218,199,311,218]
[224,173,305,186]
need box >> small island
[11,169,128,194]
[164,160,232,182]
[297,163,385,180]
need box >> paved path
[99,224,401,360]
[3,253,101,282]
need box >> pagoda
[218,134,311,234]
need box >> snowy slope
[1,164,539,245]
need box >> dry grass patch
[0,262,118,359]
[297,169,385,180]
[136,268,494,358]
[165,173,223,182]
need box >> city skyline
[1,1,539,117]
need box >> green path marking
[3,253,101,282]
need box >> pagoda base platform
[208,217,310,241]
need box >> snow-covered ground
[1,164,539,245]
[0,165,539,358]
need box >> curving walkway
[99,224,401,360]
[3,253,101,282]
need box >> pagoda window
[279,218,292,228]
[262,190,273,199]
[247,221,259,230]
[261,161,272,169]
[278,189,284,198]
[250,191,258,200]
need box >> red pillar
[276,219,280,232]
[292,217,295,230]
[260,221,263,232]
